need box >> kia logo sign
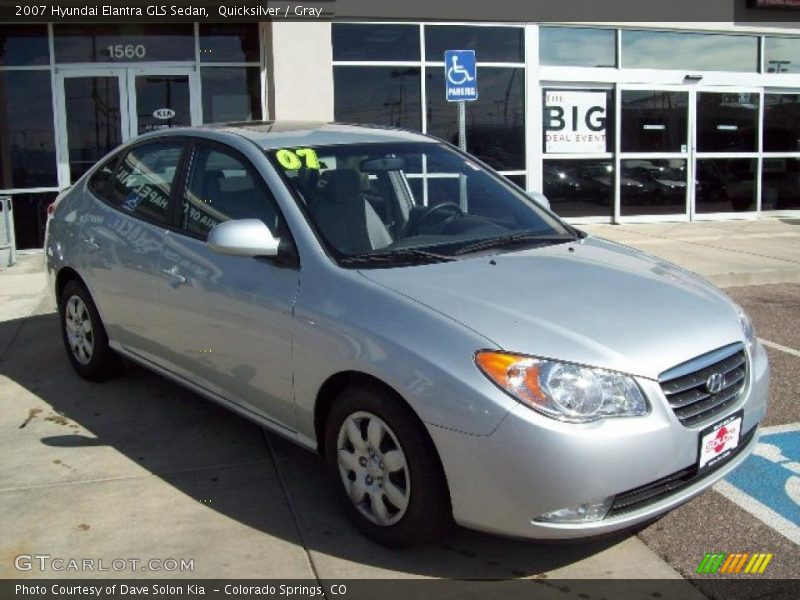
[153,108,176,120]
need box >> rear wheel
[59,279,121,381]
[325,384,452,547]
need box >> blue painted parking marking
[716,423,800,544]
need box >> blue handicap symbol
[444,50,478,102]
[725,428,800,526]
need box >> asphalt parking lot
[0,220,798,597]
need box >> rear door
[81,139,187,359]
[152,140,300,432]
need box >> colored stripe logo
[696,552,773,574]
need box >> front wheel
[325,384,452,547]
[59,279,121,381]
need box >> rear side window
[110,142,184,225]
[181,144,280,239]
[88,155,118,201]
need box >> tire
[59,279,122,381]
[324,383,452,547]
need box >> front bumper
[428,341,769,539]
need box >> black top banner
[2,0,800,23]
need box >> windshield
[268,142,574,264]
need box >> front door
[153,141,300,433]
[56,67,198,187]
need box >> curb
[708,269,800,288]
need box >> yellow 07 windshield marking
[276,148,319,170]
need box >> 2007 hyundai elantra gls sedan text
[45,122,769,547]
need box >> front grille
[659,343,748,428]
[608,426,756,517]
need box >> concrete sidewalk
[582,218,800,288]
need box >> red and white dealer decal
[699,413,743,469]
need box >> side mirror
[530,192,551,211]
[207,219,280,258]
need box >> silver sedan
[45,122,768,547]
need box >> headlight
[475,352,648,423]
[734,303,756,350]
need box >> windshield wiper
[339,247,455,266]
[452,232,575,256]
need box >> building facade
[2,21,800,249]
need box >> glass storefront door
[694,90,760,215]
[619,86,690,218]
[130,71,194,135]
[612,85,760,220]
[56,68,198,185]
[58,69,127,183]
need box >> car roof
[156,121,436,149]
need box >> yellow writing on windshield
[275,148,320,170]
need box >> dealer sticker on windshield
[698,410,743,471]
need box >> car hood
[359,236,744,380]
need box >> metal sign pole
[458,100,466,151]
[458,101,468,210]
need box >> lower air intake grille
[608,426,756,517]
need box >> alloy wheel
[65,295,94,365]
[336,411,411,526]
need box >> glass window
[540,27,616,68]
[504,174,526,190]
[427,67,525,171]
[0,70,57,189]
[696,93,759,153]
[765,37,800,74]
[88,155,119,202]
[0,25,49,66]
[762,158,800,210]
[135,75,192,135]
[621,90,688,153]
[764,94,800,152]
[620,159,687,216]
[201,67,262,123]
[695,159,756,213]
[332,24,420,61]
[425,25,524,63]
[542,89,614,154]
[54,24,194,63]
[199,24,260,63]
[270,142,570,261]
[63,76,124,182]
[182,145,279,239]
[11,193,57,250]
[334,66,421,130]
[621,30,758,72]
[110,142,184,225]
[543,159,613,218]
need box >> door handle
[161,267,187,286]
[81,238,100,251]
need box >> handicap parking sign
[444,50,478,102]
